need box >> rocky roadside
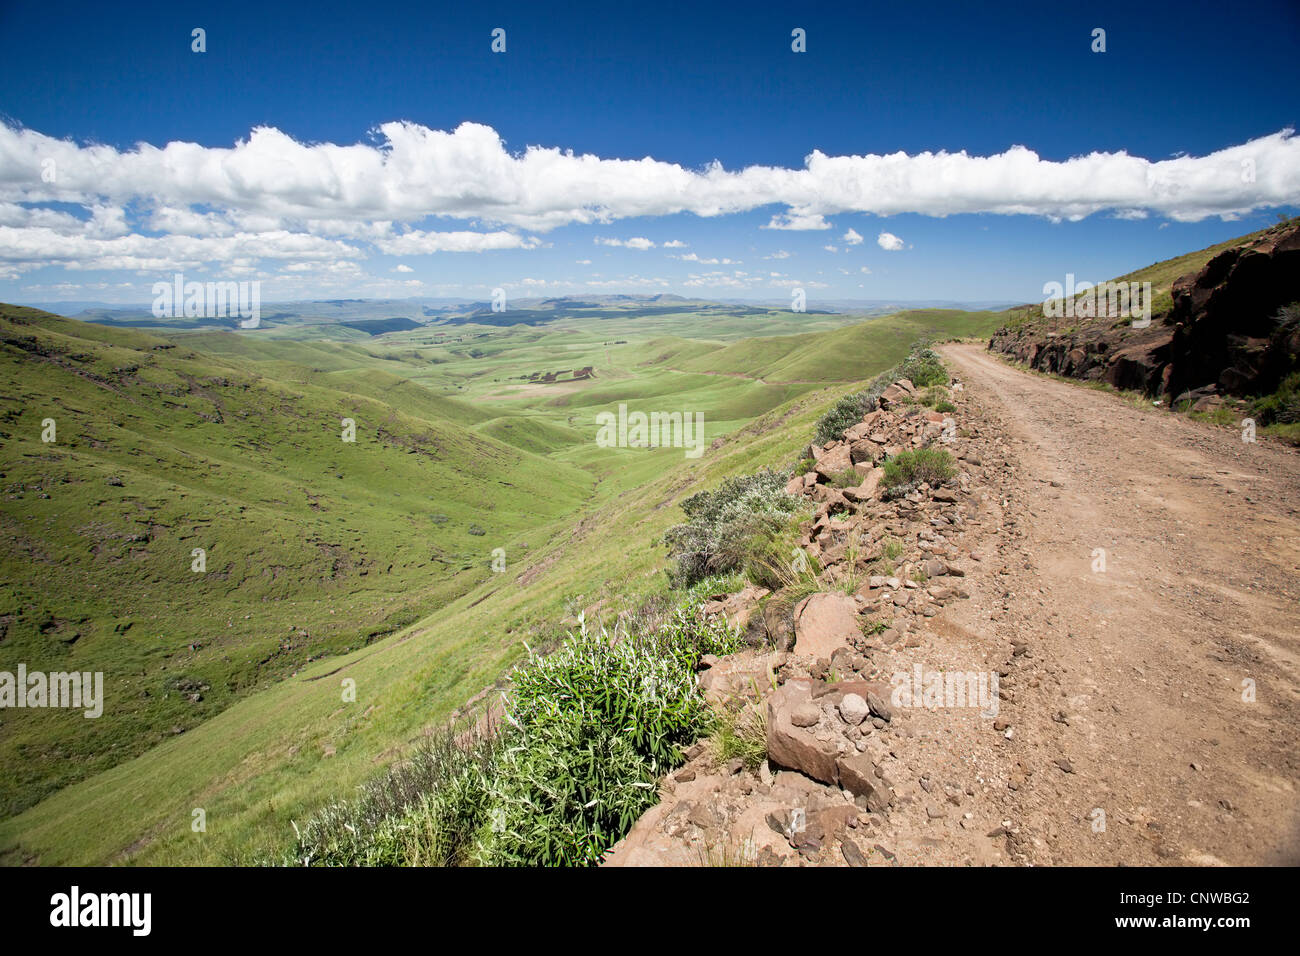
[605,373,1042,867]
[987,219,1299,407]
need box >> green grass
[0,303,591,817]
[0,298,1017,865]
[709,703,767,772]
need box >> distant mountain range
[18,293,1019,329]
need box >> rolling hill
[0,304,591,817]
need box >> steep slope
[0,304,591,817]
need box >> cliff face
[990,221,1300,401]
[1164,224,1300,400]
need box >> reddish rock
[842,467,884,503]
[766,680,840,786]
[793,592,861,659]
[813,442,853,479]
[838,754,892,813]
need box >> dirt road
[940,343,1300,865]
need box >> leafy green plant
[272,723,499,867]
[276,595,744,868]
[480,606,743,865]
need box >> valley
[0,223,1294,866]
[0,296,1007,863]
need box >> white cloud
[877,231,905,251]
[595,236,655,249]
[392,264,414,273]
[374,230,539,255]
[823,245,838,253]
[4,122,1296,232]
[674,252,737,264]
[0,226,361,273]
[764,249,791,259]
[765,211,831,231]
[3,120,1298,279]
[662,239,687,247]
[843,228,864,245]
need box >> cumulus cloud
[765,211,831,230]
[877,231,905,251]
[674,252,738,264]
[2,119,1298,279]
[595,236,655,249]
[6,120,1293,229]
[662,239,687,247]
[843,228,864,245]
[374,230,540,254]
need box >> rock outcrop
[989,220,1300,401]
[1164,224,1300,400]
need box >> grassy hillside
[0,300,1010,864]
[675,309,1009,382]
[0,304,591,817]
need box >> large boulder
[766,679,840,785]
[812,442,853,479]
[836,754,893,813]
[793,592,861,659]
[989,220,1300,401]
[842,467,884,503]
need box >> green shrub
[828,467,860,488]
[663,469,807,587]
[934,400,956,414]
[738,513,821,591]
[479,606,743,865]
[899,346,947,388]
[881,447,956,491]
[275,596,743,868]
[813,368,898,443]
[812,344,949,444]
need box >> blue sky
[1,0,1297,306]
